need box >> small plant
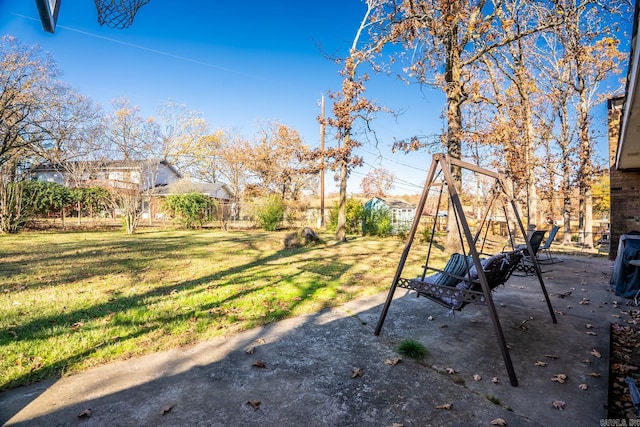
[256,195,286,231]
[397,339,428,359]
[418,227,433,243]
[486,395,501,405]
[396,225,409,241]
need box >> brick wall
[608,98,640,260]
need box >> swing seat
[399,249,524,310]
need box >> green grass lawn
[0,229,441,390]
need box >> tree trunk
[336,159,348,242]
[576,87,593,248]
[444,33,464,253]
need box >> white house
[30,159,182,190]
[364,197,417,233]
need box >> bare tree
[318,0,384,241]
[216,130,251,219]
[369,0,561,249]
[533,0,629,246]
[0,36,60,232]
[101,97,161,233]
[361,167,395,198]
[249,121,316,202]
[103,97,159,161]
[155,100,215,179]
[553,0,629,248]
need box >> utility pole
[319,94,326,228]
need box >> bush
[71,186,111,218]
[397,339,428,359]
[362,205,393,237]
[256,195,286,231]
[328,198,364,234]
[418,226,433,243]
[163,193,213,229]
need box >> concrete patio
[0,253,629,426]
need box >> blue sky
[0,0,624,196]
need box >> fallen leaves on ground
[612,363,639,374]
[7,330,17,338]
[551,374,568,384]
[446,367,457,374]
[490,418,507,426]
[591,349,602,358]
[352,368,363,378]
[246,347,255,355]
[552,400,566,410]
[579,384,588,390]
[161,404,175,415]
[535,361,547,367]
[492,377,500,384]
[385,357,402,366]
[545,354,559,359]
[473,374,482,381]
[247,400,261,410]
[252,360,266,368]
[609,319,640,419]
[435,403,452,410]
[77,409,92,418]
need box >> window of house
[109,171,123,182]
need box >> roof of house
[154,181,234,199]
[367,197,416,210]
[31,159,182,177]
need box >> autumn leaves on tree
[0,0,630,241]
[321,0,627,244]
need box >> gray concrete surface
[0,254,624,426]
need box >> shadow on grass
[1,232,389,391]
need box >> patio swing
[374,153,557,386]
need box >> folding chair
[538,225,562,264]
[514,230,546,275]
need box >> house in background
[364,197,417,234]
[30,159,185,220]
[30,159,182,191]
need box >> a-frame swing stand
[374,153,557,387]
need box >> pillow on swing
[433,253,473,288]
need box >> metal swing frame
[374,153,557,387]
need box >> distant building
[364,197,417,233]
[30,159,182,191]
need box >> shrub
[418,226,433,243]
[328,198,364,234]
[163,193,213,229]
[256,195,286,231]
[71,186,111,217]
[362,205,393,237]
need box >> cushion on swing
[433,253,473,288]
[438,252,516,309]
